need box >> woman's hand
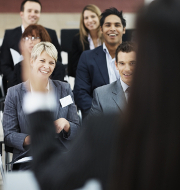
[54,118,70,134]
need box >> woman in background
[69,4,102,77]
[13,24,65,86]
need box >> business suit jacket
[74,45,109,115]
[88,80,126,117]
[0,26,62,85]
[69,34,89,77]
[3,79,79,163]
[28,109,120,190]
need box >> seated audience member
[3,42,79,170]
[13,24,65,86]
[88,41,136,116]
[74,7,126,118]
[0,0,62,89]
[23,0,180,189]
[69,4,102,77]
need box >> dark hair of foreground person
[109,0,180,189]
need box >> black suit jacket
[29,110,120,190]
[74,45,109,115]
[69,34,89,77]
[0,26,62,85]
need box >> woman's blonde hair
[31,42,58,62]
[79,4,102,50]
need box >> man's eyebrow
[104,22,121,24]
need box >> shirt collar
[21,25,25,33]
[120,78,129,93]
[103,42,115,60]
[88,33,91,41]
[103,42,109,54]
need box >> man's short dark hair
[20,0,42,12]
[115,41,136,62]
[100,7,126,28]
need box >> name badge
[60,95,73,108]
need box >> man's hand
[23,135,31,146]
[54,118,70,134]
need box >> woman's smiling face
[30,51,56,80]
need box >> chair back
[61,29,79,53]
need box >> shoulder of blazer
[6,82,25,98]
[83,45,103,57]
[4,26,22,39]
[51,80,70,90]
[5,26,21,33]
[45,27,56,35]
[95,80,121,95]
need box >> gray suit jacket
[88,80,127,116]
[3,79,79,162]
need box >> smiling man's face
[20,1,41,28]
[101,14,125,47]
[115,51,136,86]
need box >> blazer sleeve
[0,30,14,82]
[62,83,80,140]
[12,62,22,86]
[29,110,119,190]
[69,35,83,77]
[3,87,28,151]
[73,51,93,113]
[88,88,103,118]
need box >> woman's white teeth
[41,70,48,74]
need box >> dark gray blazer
[3,79,79,162]
[88,80,127,116]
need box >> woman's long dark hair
[109,0,180,189]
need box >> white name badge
[60,95,73,108]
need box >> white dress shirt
[103,43,120,83]
[88,33,101,50]
[21,25,25,33]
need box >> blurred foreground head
[110,0,180,189]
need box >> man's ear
[115,60,118,70]
[123,27,126,34]
[20,11,24,19]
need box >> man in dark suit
[88,42,136,117]
[0,0,62,88]
[74,8,126,118]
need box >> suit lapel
[94,46,109,84]
[49,79,61,119]
[112,80,126,111]
[19,81,29,124]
